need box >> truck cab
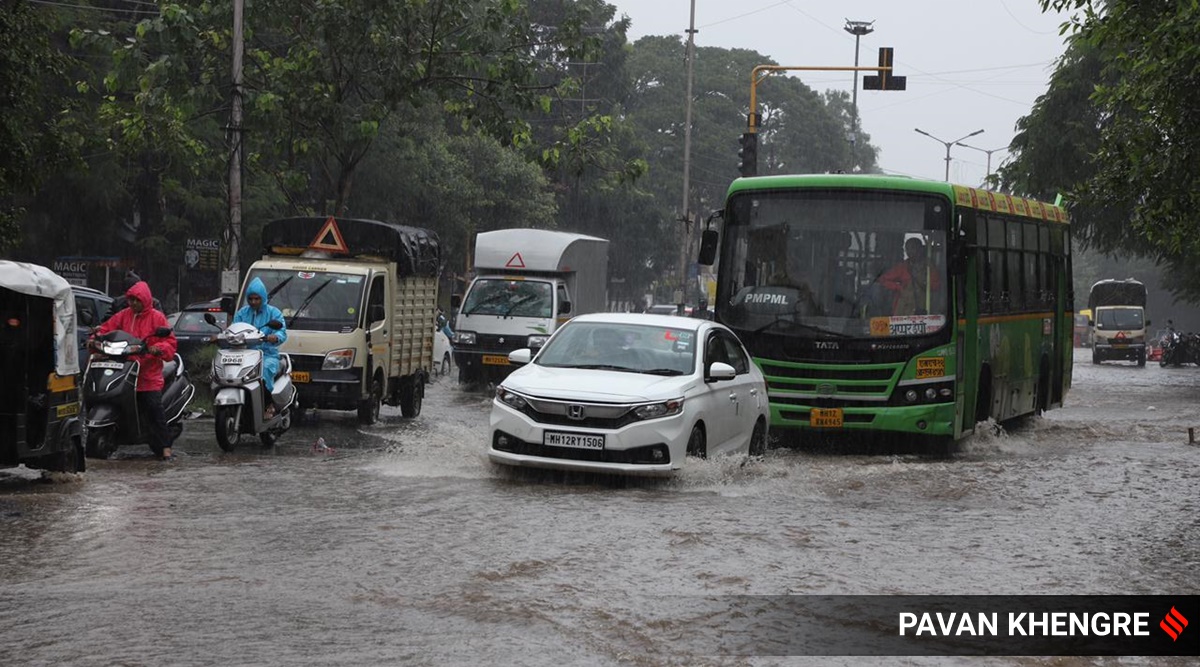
[1088,279,1149,366]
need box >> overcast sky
[605,0,1074,186]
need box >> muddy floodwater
[2,349,1199,665]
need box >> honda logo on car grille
[567,405,586,420]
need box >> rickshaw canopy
[0,260,79,376]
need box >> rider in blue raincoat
[234,277,287,393]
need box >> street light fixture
[844,19,875,138]
[955,142,1007,185]
[914,127,984,182]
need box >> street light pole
[676,0,697,313]
[914,127,984,182]
[843,20,875,136]
[955,142,1006,184]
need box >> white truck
[241,216,440,423]
[1088,278,1150,366]
[453,229,609,383]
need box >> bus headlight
[322,348,355,370]
[905,389,918,403]
[893,382,955,406]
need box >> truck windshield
[716,190,950,339]
[462,279,552,318]
[1096,308,1143,330]
[245,269,366,332]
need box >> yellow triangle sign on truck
[309,216,349,253]
[505,252,525,269]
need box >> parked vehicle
[1088,279,1149,366]
[245,216,440,423]
[1,261,86,473]
[433,326,452,377]
[206,317,297,450]
[454,229,609,384]
[82,328,195,459]
[489,313,770,477]
[71,285,113,358]
[173,298,231,363]
[1148,327,1168,362]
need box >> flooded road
[3,349,1199,665]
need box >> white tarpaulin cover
[0,260,80,376]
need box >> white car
[489,313,770,476]
[433,327,452,376]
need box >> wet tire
[400,377,423,418]
[259,431,277,449]
[358,377,382,425]
[440,353,451,377]
[748,419,767,457]
[215,406,238,452]
[85,428,115,460]
[44,436,84,473]
[1137,351,1146,367]
[686,424,706,459]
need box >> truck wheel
[358,377,382,425]
[1137,351,1146,367]
[215,406,238,452]
[400,377,423,418]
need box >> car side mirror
[559,300,572,315]
[508,348,532,365]
[154,326,172,338]
[698,229,719,266]
[1145,319,1152,327]
[706,361,736,382]
[204,313,218,327]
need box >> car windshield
[174,310,225,333]
[536,322,697,375]
[462,279,553,318]
[246,269,366,332]
[1096,308,1143,330]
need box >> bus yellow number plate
[810,408,843,428]
[482,355,510,366]
[292,371,311,383]
[916,357,946,379]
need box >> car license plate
[810,408,844,428]
[544,431,604,450]
[482,355,510,366]
[90,361,123,370]
[292,371,310,383]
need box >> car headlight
[495,386,528,410]
[455,331,477,345]
[322,348,355,370]
[527,334,549,349]
[632,399,683,421]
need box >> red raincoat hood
[126,281,153,308]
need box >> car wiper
[287,279,332,328]
[573,364,637,372]
[267,276,293,300]
[462,293,508,316]
[641,368,685,376]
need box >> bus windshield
[716,190,950,339]
[462,279,553,318]
[245,269,367,332]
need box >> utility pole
[223,0,245,297]
[955,142,1007,185]
[914,127,984,182]
[843,20,874,141]
[676,0,697,313]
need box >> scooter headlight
[322,348,355,370]
[237,365,260,382]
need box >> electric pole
[224,0,245,297]
[676,0,697,313]
[914,128,984,182]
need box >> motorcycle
[83,327,195,459]
[205,315,297,451]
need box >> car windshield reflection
[536,322,696,375]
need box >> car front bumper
[488,400,690,477]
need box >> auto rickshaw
[0,260,85,473]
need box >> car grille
[516,395,639,430]
[493,432,670,465]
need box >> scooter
[82,327,196,459]
[205,315,297,451]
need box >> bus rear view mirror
[698,229,719,265]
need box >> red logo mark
[1161,606,1188,641]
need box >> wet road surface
[2,349,1199,665]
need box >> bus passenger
[881,238,941,316]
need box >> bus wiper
[287,279,332,327]
[753,317,850,338]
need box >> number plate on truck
[544,431,605,449]
[292,371,310,383]
[810,408,844,428]
[482,355,510,366]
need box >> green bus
[698,174,1073,446]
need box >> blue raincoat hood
[246,277,269,307]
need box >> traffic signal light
[738,132,758,177]
[862,47,906,91]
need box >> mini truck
[454,229,608,384]
[1088,278,1149,366]
[245,216,440,423]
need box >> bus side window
[986,217,1006,313]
